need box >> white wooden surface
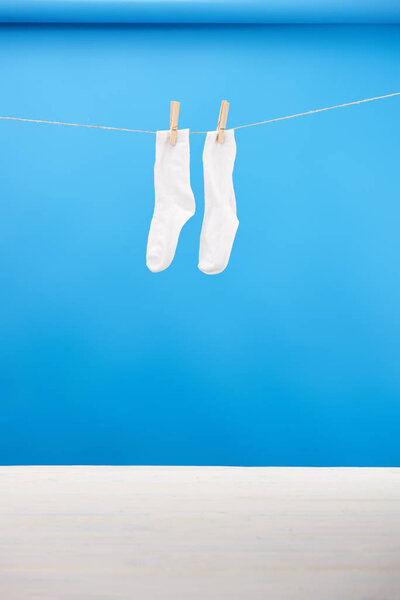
[0,467,399,599]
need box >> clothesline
[0,92,398,135]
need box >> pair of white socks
[146,129,238,275]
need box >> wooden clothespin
[169,101,180,146]
[217,100,230,143]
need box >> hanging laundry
[146,129,195,273]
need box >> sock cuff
[203,130,236,165]
[204,129,235,146]
[156,129,190,146]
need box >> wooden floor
[0,467,399,599]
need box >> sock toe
[198,258,228,275]
[147,257,171,273]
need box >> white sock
[198,129,239,275]
[146,129,195,273]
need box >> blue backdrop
[1,1,400,23]
[0,24,399,465]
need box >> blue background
[1,1,400,23]
[0,24,400,465]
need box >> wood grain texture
[0,467,399,599]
